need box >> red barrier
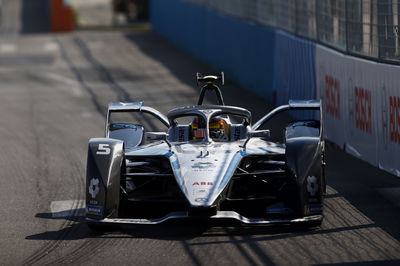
[51,0,75,32]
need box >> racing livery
[86,73,326,228]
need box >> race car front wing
[86,211,322,225]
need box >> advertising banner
[316,47,348,150]
[316,45,400,176]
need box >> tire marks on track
[57,38,105,118]
[23,35,157,265]
[22,154,85,266]
[58,36,160,131]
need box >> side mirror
[247,130,270,139]
[145,132,169,141]
[242,130,270,150]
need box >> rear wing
[105,102,169,136]
[252,100,321,130]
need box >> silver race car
[86,73,325,228]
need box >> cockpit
[167,106,251,143]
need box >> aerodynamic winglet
[108,102,144,111]
[288,100,321,109]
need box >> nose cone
[170,143,242,207]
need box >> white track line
[0,43,16,53]
[43,42,59,52]
[50,200,85,218]
[40,72,83,96]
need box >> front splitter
[86,211,322,225]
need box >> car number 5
[97,144,111,155]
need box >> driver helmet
[209,116,229,141]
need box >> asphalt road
[1,1,400,265]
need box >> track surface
[1,1,400,265]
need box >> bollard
[51,0,75,32]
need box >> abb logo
[390,96,400,143]
[325,75,340,118]
[192,182,213,186]
[355,87,372,133]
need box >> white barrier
[316,45,400,176]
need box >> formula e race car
[86,73,325,228]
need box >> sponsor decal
[266,207,294,214]
[88,178,100,199]
[89,199,98,205]
[308,204,323,214]
[195,198,208,203]
[355,87,372,133]
[192,182,214,186]
[178,127,187,141]
[325,75,340,118]
[233,126,243,140]
[266,202,294,214]
[389,96,400,144]
[191,162,216,169]
[306,176,318,196]
[86,205,103,216]
[192,188,210,198]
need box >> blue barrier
[273,30,316,105]
[151,0,275,100]
[150,0,316,106]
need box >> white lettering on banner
[390,96,400,144]
[355,87,372,133]
[325,75,340,118]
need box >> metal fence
[186,0,400,62]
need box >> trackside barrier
[150,0,276,100]
[273,30,316,106]
[150,0,317,117]
[150,0,400,176]
[316,45,400,176]
[50,0,75,32]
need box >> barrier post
[51,0,75,32]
